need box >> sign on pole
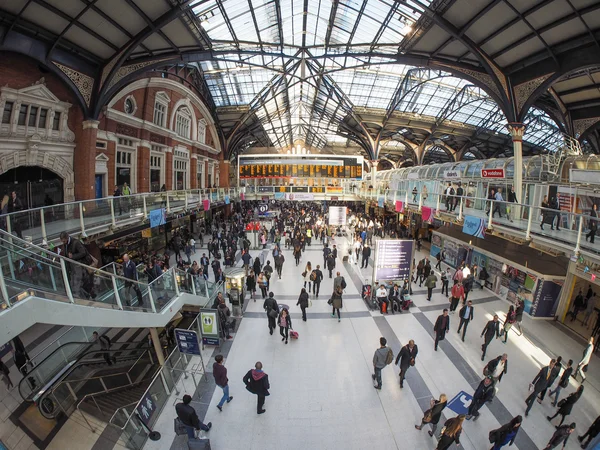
[258,203,269,214]
[199,309,220,348]
[373,239,414,282]
[175,328,202,356]
[136,391,158,427]
[328,206,347,226]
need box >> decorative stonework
[573,117,600,138]
[53,63,94,107]
[482,55,510,99]
[549,88,568,115]
[106,58,171,92]
[507,123,526,142]
[437,63,502,100]
[100,49,125,88]
[513,73,554,113]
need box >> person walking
[434,309,450,351]
[372,337,393,390]
[263,292,278,335]
[257,272,268,299]
[484,353,509,383]
[436,415,465,450]
[302,262,312,291]
[457,300,474,342]
[0,360,13,390]
[329,286,343,322]
[525,359,556,416]
[578,415,600,449]
[425,270,437,301]
[243,361,270,414]
[415,394,447,437]
[466,376,495,421]
[489,416,522,450]
[361,244,371,268]
[493,187,504,218]
[297,288,309,321]
[278,308,292,344]
[542,423,576,450]
[312,265,323,297]
[60,231,93,299]
[585,204,598,244]
[583,293,597,328]
[213,355,233,412]
[481,315,501,361]
[547,385,584,427]
[549,359,573,407]
[326,253,335,278]
[441,268,450,297]
[515,299,525,334]
[506,186,518,222]
[333,271,345,293]
[539,356,562,403]
[540,195,550,230]
[113,185,123,215]
[575,336,594,381]
[395,339,418,388]
[449,280,464,313]
[502,305,517,343]
[570,290,585,322]
[123,253,143,307]
[93,331,116,365]
[176,394,212,438]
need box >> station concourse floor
[138,233,600,450]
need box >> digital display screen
[238,155,363,180]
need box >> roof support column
[507,123,526,205]
[368,160,379,191]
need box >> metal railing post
[191,276,197,295]
[404,191,408,208]
[5,216,15,278]
[111,275,124,310]
[418,193,423,211]
[184,191,189,210]
[148,287,157,313]
[458,198,464,221]
[79,203,86,236]
[166,193,171,213]
[110,198,116,227]
[60,259,75,303]
[142,196,147,218]
[488,203,494,229]
[574,215,584,254]
[525,206,533,240]
[173,268,180,295]
[0,265,12,307]
[40,209,48,242]
[205,281,209,298]
[435,192,440,215]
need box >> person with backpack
[312,265,323,297]
[329,286,343,322]
[425,271,437,301]
[444,183,455,211]
[415,394,447,437]
[372,337,393,390]
[93,331,116,365]
[302,262,312,291]
[217,297,232,340]
[263,292,278,335]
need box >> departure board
[238,155,363,180]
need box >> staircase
[79,381,153,423]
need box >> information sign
[328,206,347,226]
[374,240,414,282]
[175,328,202,356]
[199,309,220,347]
[136,391,157,426]
[238,155,363,180]
[447,391,472,415]
[258,203,269,214]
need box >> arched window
[153,91,169,127]
[175,107,192,139]
[198,119,206,144]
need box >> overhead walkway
[0,229,223,345]
[2,187,239,246]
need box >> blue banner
[175,329,202,356]
[149,208,166,228]
[378,197,384,208]
[224,195,230,205]
[462,215,486,238]
[274,192,285,200]
[447,391,473,415]
[211,192,218,201]
[136,391,157,426]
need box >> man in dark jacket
[525,359,556,416]
[243,361,270,414]
[176,394,212,438]
[123,253,143,307]
[434,309,450,351]
[361,244,371,269]
[484,354,508,383]
[570,290,585,322]
[549,359,573,407]
[323,244,331,267]
[515,300,525,333]
[457,300,474,342]
[466,376,495,421]
[213,354,233,412]
[539,356,562,402]
[480,315,501,361]
[296,288,309,321]
[60,231,92,299]
[542,423,575,450]
[578,414,600,449]
[453,182,464,212]
[263,292,278,335]
[395,339,418,388]
[312,265,323,297]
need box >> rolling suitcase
[188,438,211,450]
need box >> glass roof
[192,0,564,155]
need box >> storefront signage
[285,193,314,201]
[328,206,347,226]
[149,208,166,228]
[443,170,461,179]
[462,215,486,238]
[200,309,220,346]
[481,169,505,178]
[374,239,414,282]
[175,329,202,356]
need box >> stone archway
[0,146,74,202]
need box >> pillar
[219,160,230,188]
[165,149,173,190]
[369,160,379,188]
[555,259,577,322]
[190,156,198,189]
[74,120,99,201]
[149,327,165,365]
[507,123,526,204]
[137,140,150,193]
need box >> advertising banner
[374,239,414,282]
[149,208,166,228]
[224,195,230,205]
[203,199,210,211]
[395,201,404,213]
[200,310,220,346]
[531,280,562,318]
[328,206,347,226]
[421,206,433,222]
[378,197,385,208]
[481,168,505,178]
[285,193,314,201]
[175,328,202,356]
[274,192,285,200]
[462,215,486,238]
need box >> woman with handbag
[257,272,268,299]
[303,262,312,291]
[415,394,447,437]
[436,414,465,450]
[502,305,517,343]
[489,415,522,450]
[278,308,292,344]
[547,385,584,427]
[329,287,343,322]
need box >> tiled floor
[142,232,600,450]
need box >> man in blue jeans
[175,394,212,439]
[213,354,233,411]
